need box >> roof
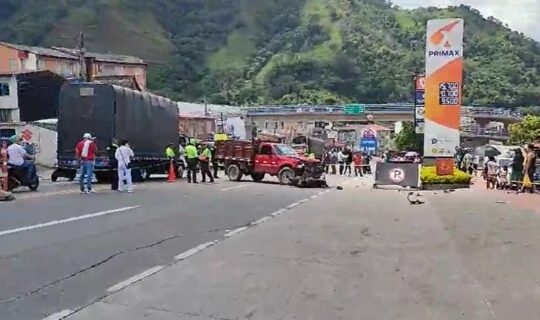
[0,42,77,60]
[51,47,145,64]
[0,70,64,78]
[0,42,144,65]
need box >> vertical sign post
[423,19,464,158]
[414,75,425,134]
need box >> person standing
[521,144,537,193]
[484,156,498,189]
[115,140,135,193]
[510,148,524,186]
[107,138,119,190]
[199,143,214,183]
[343,148,353,176]
[185,141,199,183]
[210,143,219,179]
[353,152,363,177]
[75,133,97,194]
[337,149,345,175]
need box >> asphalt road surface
[0,175,322,320]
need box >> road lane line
[107,265,164,293]
[42,310,72,320]
[251,216,271,225]
[271,208,287,216]
[175,241,217,261]
[0,206,141,237]
[224,226,249,237]
[220,184,248,191]
[287,201,301,209]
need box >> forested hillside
[1,0,540,107]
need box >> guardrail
[245,104,524,118]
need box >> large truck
[54,83,179,182]
[215,139,326,187]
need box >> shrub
[421,166,472,185]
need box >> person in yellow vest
[185,141,199,183]
[199,143,214,183]
[165,143,175,160]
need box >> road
[0,175,323,320]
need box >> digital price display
[438,82,460,105]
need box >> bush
[421,166,472,185]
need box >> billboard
[414,75,425,134]
[423,19,464,157]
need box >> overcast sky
[394,0,540,41]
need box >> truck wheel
[227,164,243,181]
[251,173,265,182]
[51,171,58,182]
[278,167,294,185]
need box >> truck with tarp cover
[54,83,179,182]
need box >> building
[0,42,146,90]
[0,70,65,125]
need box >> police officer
[200,143,214,183]
[185,141,198,183]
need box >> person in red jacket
[76,133,97,194]
[353,152,363,177]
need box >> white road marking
[224,226,249,237]
[271,208,287,216]
[175,241,217,260]
[309,194,319,199]
[298,198,309,204]
[42,310,72,320]
[287,202,301,209]
[251,216,271,225]
[220,184,248,191]
[107,265,164,293]
[0,206,140,237]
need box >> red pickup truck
[215,140,326,187]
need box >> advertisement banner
[423,19,464,157]
[414,75,425,134]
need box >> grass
[208,30,256,72]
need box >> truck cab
[254,143,305,177]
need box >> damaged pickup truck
[215,139,327,188]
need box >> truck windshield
[275,144,298,156]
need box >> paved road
[0,174,325,320]
[65,176,540,320]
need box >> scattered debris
[495,201,509,204]
[336,186,343,190]
[0,190,15,201]
[407,192,425,205]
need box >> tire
[29,176,39,191]
[251,173,265,182]
[278,167,295,185]
[51,172,58,182]
[227,163,243,181]
[68,171,76,181]
[95,172,111,183]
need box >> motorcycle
[7,163,39,191]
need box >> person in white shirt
[115,140,135,193]
[337,149,346,175]
[7,136,35,181]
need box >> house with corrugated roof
[0,42,146,90]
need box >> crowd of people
[74,133,221,195]
[455,145,538,193]
[322,148,372,177]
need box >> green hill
[1,0,540,107]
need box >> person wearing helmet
[7,136,36,183]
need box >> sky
[394,0,540,41]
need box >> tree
[394,121,423,152]
[509,115,540,144]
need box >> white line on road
[107,265,164,293]
[220,184,248,191]
[0,206,141,237]
[287,201,301,209]
[251,216,271,225]
[42,309,72,320]
[271,208,287,216]
[224,226,249,237]
[175,241,217,260]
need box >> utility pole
[203,96,208,116]
[78,30,87,81]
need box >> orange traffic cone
[167,161,176,182]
